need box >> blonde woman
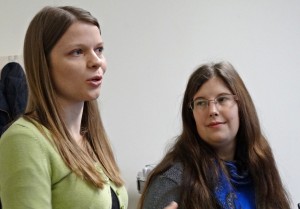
[0,6,127,209]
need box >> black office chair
[298,203,300,209]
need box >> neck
[58,100,85,144]
[215,141,236,161]
[218,152,235,161]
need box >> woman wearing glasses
[138,61,290,209]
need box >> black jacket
[0,62,28,136]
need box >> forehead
[55,21,102,48]
[193,77,232,99]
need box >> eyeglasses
[189,94,238,112]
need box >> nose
[87,51,104,71]
[208,101,219,117]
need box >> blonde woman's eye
[70,49,83,56]
[95,47,104,55]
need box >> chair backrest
[0,61,28,136]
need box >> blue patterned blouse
[215,161,256,209]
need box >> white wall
[1,0,299,208]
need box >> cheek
[228,108,240,132]
[51,67,69,85]
[50,57,67,78]
[193,113,206,135]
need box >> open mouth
[87,76,102,87]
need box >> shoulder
[2,117,41,136]
[1,117,49,139]
[143,163,183,209]
[147,163,184,196]
[0,117,53,156]
[160,163,183,185]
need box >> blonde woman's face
[49,21,107,106]
[192,77,239,160]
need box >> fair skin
[49,21,177,209]
[49,21,107,143]
[149,77,240,209]
[192,76,239,161]
[164,202,178,209]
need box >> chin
[86,93,100,101]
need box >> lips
[87,75,102,81]
[207,121,225,127]
[86,75,102,87]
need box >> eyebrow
[62,41,104,51]
[193,92,233,101]
[71,41,104,47]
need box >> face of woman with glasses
[191,76,239,160]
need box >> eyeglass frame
[189,94,238,111]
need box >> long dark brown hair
[23,6,123,188]
[138,61,290,208]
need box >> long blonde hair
[23,6,123,188]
